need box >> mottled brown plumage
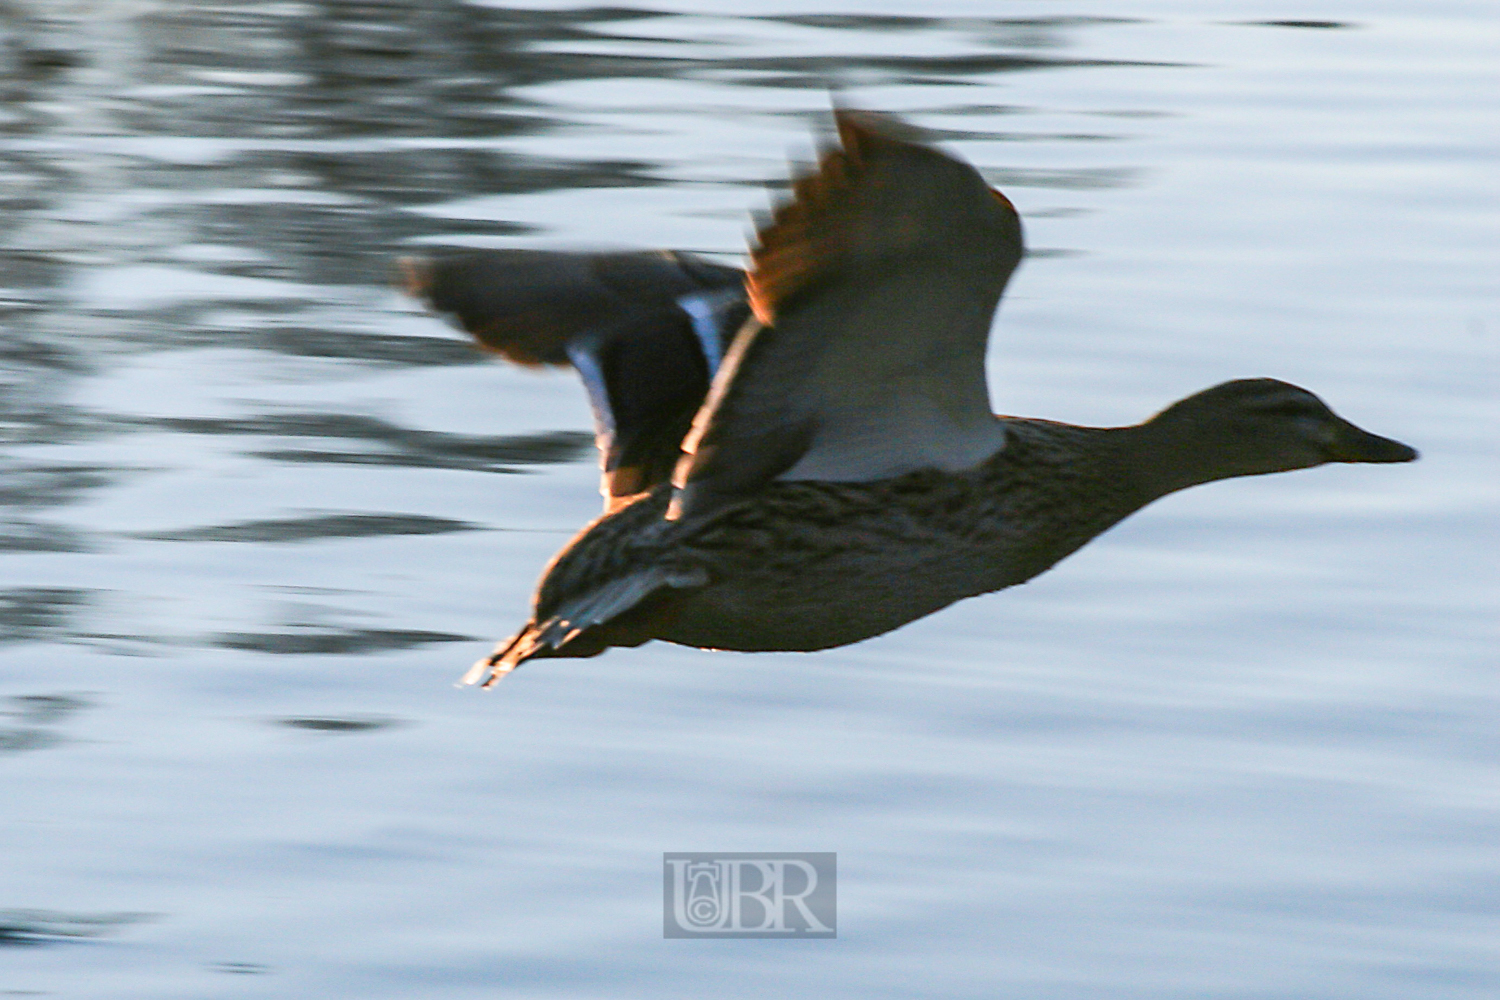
[483,418,1145,672]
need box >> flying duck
[401,110,1417,686]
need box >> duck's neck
[991,418,1227,532]
[1102,420,1225,501]
[1107,414,1289,501]
[970,420,1166,588]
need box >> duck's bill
[1326,420,1419,463]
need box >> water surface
[2,2,1496,997]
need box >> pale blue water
[2,2,1496,997]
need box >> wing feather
[670,110,1024,522]
[401,249,746,508]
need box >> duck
[400,109,1417,686]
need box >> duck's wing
[401,249,749,509]
[670,110,1024,523]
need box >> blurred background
[1,1,1495,997]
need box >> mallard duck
[401,110,1416,686]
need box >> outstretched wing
[670,110,1024,522]
[401,249,748,509]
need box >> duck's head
[1140,378,1417,491]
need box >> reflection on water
[1244,20,1353,30]
[215,625,472,655]
[6,693,88,724]
[277,715,401,732]
[134,512,479,543]
[1,518,96,553]
[132,414,590,472]
[0,692,89,755]
[0,2,1492,998]
[0,589,89,643]
[0,909,154,947]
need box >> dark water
[2,2,1495,997]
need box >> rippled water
[2,2,1496,997]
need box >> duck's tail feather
[462,632,529,688]
[462,564,709,688]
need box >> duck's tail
[461,631,532,688]
[461,563,708,688]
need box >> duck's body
[402,110,1416,685]
[515,418,1137,659]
